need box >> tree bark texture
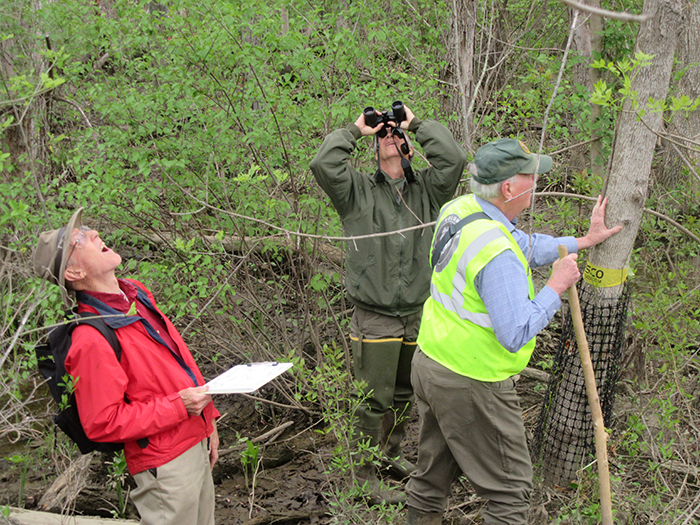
[590,0,682,291]
[662,0,700,191]
[440,0,477,150]
[569,1,605,175]
[588,0,605,178]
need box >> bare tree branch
[53,96,93,128]
[557,0,649,22]
[537,191,700,244]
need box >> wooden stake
[558,245,613,524]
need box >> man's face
[377,130,407,162]
[504,172,537,215]
[65,226,122,281]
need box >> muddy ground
[0,374,563,525]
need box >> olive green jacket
[310,118,467,317]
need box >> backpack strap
[73,312,122,362]
[70,312,149,449]
[431,212,490,269]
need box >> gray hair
[468,163,516,200]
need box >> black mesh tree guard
[531,280,631,485]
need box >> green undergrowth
[2,0,700,521]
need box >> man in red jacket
[34,208,219,525]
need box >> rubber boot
[406,506,443,525]
[381,406,417,480]
[355,460,407,506]
[351,337,403,437]
[381,341,418,480]
[352,429,406,506]
[350,338,407,505]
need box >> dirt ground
[0,376,550,525]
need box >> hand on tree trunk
[577,195,623,250]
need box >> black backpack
[36,312,124,454]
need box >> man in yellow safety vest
[405,138,622,525]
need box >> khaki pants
[131,440,215,525]
[406,350,532,525]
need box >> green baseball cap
[473,138,552,184]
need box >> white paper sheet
[205,362,293,394]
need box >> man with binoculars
[310,103,467,503]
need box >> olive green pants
[406,350,533,525]
[350,307,420,445]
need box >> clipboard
[205,362,293,394]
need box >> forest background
[1,0,700,523]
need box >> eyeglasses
[65,225,92,264]
[70,225,92,249]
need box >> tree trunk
[440,0,477,150]
[535,0,683,487]
[0,0,49,197]
[588,0,605,178]
[661,0,700,195]
[568,0,605,176]
[591,0,682,281]
[569,4,592,173]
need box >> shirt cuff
[561,236,578,254]
[169,391,189,420]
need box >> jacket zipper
[396,185,405,316]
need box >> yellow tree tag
[582,261,630,288]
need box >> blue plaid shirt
[472,197,578,353]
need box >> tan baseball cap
[33,208,84,308]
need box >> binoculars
[363,101,406,137]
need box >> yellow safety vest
[418,195,536,381]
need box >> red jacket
[65,278,219,474]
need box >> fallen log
[4,506,136,524]
[38,454,92,513]
[520,366,551,383]
[219,421,294,457]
